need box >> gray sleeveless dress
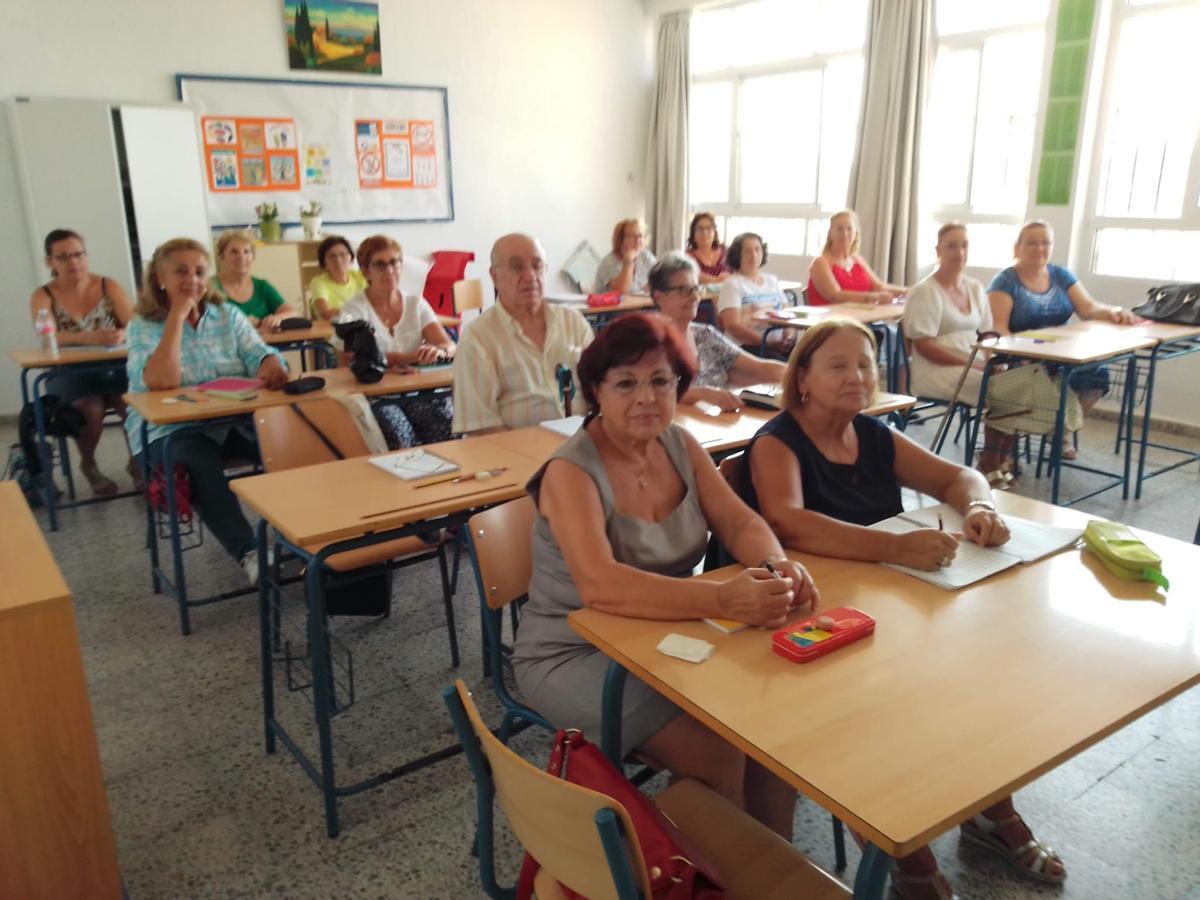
[512,422,709,757]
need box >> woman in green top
[211,229,298,330]
[308,235,367,320]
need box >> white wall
[0,0,654,416]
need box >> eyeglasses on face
[369,257,403,271]
[663,285,700,297]
[603,374,680,396]
[52,250,87,263]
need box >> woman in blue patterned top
[126,238,289,583]
[649,254,785,411]
[983,221,1138,471]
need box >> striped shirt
[124,301,284,454]
[451,299,594,434]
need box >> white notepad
[869,502,1083,590]
[368,448,460,480]
[540,415,585,437]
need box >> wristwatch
[966,499,997,513]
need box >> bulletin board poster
[201,116,301,192]
[178,74,454,226]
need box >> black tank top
[741,411,902,527]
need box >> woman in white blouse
[903,223,992,404]
[338,235,456,446]
[716,232,788,351]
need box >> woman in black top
[742,317,1065,899]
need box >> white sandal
[889,869,957,900]
[960,813,1066,884]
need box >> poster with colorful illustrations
[303,144,333,185]
[354,118,436,190]
[201,115,301,192]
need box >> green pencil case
[1082,520,1169,590]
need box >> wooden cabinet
[0,482,122,899]
[249,239,324,311]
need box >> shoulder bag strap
[289,403,345,459]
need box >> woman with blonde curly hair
[593,217,657,294]
[126,238,289,583]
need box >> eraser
[656,633,715,663]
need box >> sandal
[960,813,1066,884]
[81,461,118,497]
[890,869,958,900]
[979,467,1013,491]
[126,458,147,492]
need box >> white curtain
[847,0,935,285]
[646,11,691,257]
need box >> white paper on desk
[900,502,1083,564]
[544,293,589,304]
[540,415,585,437]
[870,515,1019,589]
[368,449,459,480]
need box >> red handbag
[516,729,724,900]
[147,464,195,523]
[586,292,623,308]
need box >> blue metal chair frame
[256,507,477,838]
[442,684,644,900]
[965,353,1141,506]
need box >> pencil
[937,514,944,532]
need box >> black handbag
[1133,283,1200,325]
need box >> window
[917,1,1051,268]
[1087,0,1200,280]
[687,0,868,257]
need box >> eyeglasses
[369,258,403,271]
[663,285,700,297]
[603,374,680,396]
[505,260,546,276]
[52,250,87,263]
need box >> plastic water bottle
[35,308,58,357]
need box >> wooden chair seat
[655,778,850,900]
[304,533,445,573]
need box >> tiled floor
[5,411,1199,899]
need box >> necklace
[598,421,651,489]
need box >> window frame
[688,9,868,254]
[1080,0,1200,281]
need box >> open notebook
[869,502,1084,589]
[368,448,460,481]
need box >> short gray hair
[648,252,698,294]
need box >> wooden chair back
[467,496,535,611]
[451,680,651,900]
[453,278,485,315]
[254,398,370,473]
[718,451,745,492]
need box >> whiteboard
[117,105,211,274]
[177,74,454,227]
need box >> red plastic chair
[423,250,475,315]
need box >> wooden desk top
[569,493,1200,857]
[757,303,906,329]
[483,394,917,461]
[982,327,1156,364]
[122,366,453,426]
[0,482,71,622]
[231,435,541,547]
[1048,318,1200,346]
[9,322,333,370]
[557,294,655,317]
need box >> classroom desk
[968,328,1155,505]
[231,433,544,837]
[568,492,1200,898]
[124,365,454,636]
[550,293,654,324]
[9,324,336,532]
[484,392,918,461]
[0,482,123,898]
[756,303,908,389]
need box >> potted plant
[299,200,323,240]
[256,202,281,243]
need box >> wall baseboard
[1089,407,1200,439]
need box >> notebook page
[870,516,1019,589]
[368,449,459,480]
[898,503,1081,564]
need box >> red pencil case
[586,292,622,308]
[771,606,876,663]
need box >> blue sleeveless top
[741,412,902,527]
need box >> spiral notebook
[869,503,1083,589]
[368,449,460,481]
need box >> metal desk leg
[31,372,59,531]
[600,662,628,769]
[304,549,341,838]
[257,520,277,754]
[966,365,994,468]
[1135,345,1160,500]
[161,432,191,635]
[142,422,161,592]
[1121,356,1138,499]
[853,843,893,899]
[1049,366,1072,505]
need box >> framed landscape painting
[284,0,382,75]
